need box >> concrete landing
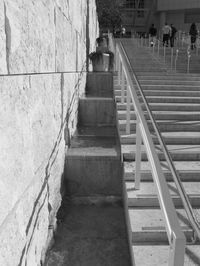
[45,200,131,266]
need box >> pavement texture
[45,198,132,266]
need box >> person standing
[189,22,198,50]
[170,24,177,47]
[162,22,171,47]
[149,24,157,47]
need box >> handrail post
[168,232,185,266]
[126,85,131,134]
[157,40,160,56]
[116,49,119,73]
[118,57,121,85]
[163,44,166,63]
[134,118,142,189]
[171,48,174,70]
[187,47,191,74]
[121,69,125,104]
[175,49,179,73]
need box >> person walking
[189,22,198,50]
[170,24,177,47]
[149,24,157,47]
[162,22,171,47]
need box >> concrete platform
[45,202,131,266]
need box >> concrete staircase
[45,72,132,266]
[149,44,200,73]
[115,40,200,265]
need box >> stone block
[78,98,116,126]
[86,72,114,97]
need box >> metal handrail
[130,37,200,241]
[116,42,186,266]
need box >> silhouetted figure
[162,22,171,47]
[149,24,157,47]
[189,22,198,50]
[170,24,177,47]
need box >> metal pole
[171,48,174,70]
[121,69,125,104]
[187,50,191,74]
[126,85,131,134]
[158,40,160,56]
[163,44,166,63]
[134,118,142,189]
[175,49,179,73]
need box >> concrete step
[65,126,122,197]
[124,169,200,182]
[86,72,114,98]
[126,182,200,208]
[120,132,200,145]
[132,245,200,266]
[78,97,116,126]
[135,75,200,81]
[122,144,200,161]
[118,120,200,132]
[45,203,131,266]
[115,95,200,103]
[116,102,200,111]
[142,90,200,97]
[124,161,200,173]
[129,208,194,243]
[139,79,200,86]
[115,84,200,91]
[117,110,200,121]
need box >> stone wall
[0,0,98,265]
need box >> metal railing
[134,35,200,240]
[138,35,200,73]
[115,41,186,266]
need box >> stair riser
[65,157,123,197]
[117,103,200,111]
[117,113,200,121]
[124,172,200,182]
[128,197,200,208]
[79,99,116,126]
[123,153,200,161]
[121,137,200,145]
[86,72,113,97]
[137,80,200,86]
[116,97,200,104]
[119,123,200,132]
[115,86,200,92]
[132,230,193,243]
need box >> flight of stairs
[45,72,132,266]
[149,42,200,73]
[115,40,200,265]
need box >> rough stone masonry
[0,1,98,265]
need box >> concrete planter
[89,41,114,72]
[89,51,113,72]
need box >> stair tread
[133,245,200,266]
[128,208,193,232]
[126,182,200,198]
[124,169,200,182]
[118,110,200,115]
[124,161,200,172]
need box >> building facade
[121,0,200,35]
